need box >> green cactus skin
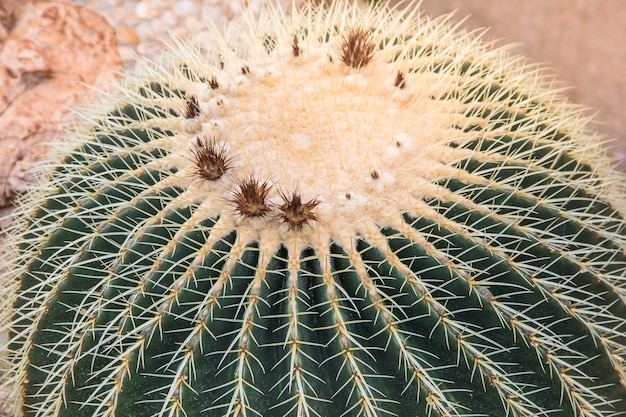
[1,1,626,417]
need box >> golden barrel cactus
[1,1,625,416]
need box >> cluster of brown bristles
[337,26,375,69]
[178,26,408,231]
[188,135,319,230]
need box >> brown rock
[0,0,122,225]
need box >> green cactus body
[1,1,625,417]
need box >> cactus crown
[1,1,626,417]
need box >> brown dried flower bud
[189,136,232,181]
[278,192,319,230]
[183,95,200,119]
[231,176,273,218]
[337,26,375,69]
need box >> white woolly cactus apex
[1,1,626,417]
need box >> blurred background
[416,0,626,168]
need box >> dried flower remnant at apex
[395,70,406,89]
[278,191,319,230]
[189,136,231,181]
[231,176,272,218]
[337,26,375,68]
[183,94,200,119]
